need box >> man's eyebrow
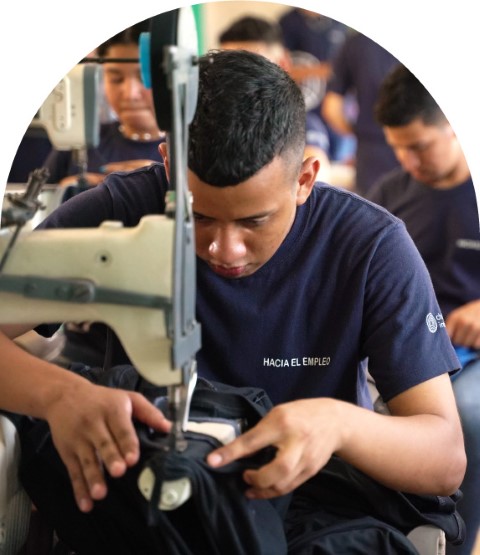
[103,67,124,74]
[193,210,273,221]
[236,211,272,221]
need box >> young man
[0,50,465,539]
[367,65,480,555]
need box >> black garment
[285,456,465,553]
[18,369,290,555]
[15,365,465,554]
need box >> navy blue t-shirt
[326,32,400,192]
[367,169,480,368]
[367,170,480,317]
[43,121,165,184]
[279,10,348,64]
[39,163,459,406]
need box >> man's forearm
[335,384,465,495]
[0,329,80,418]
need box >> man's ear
[159,142,170,179]
[296,156,320,206]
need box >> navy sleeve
[362,221,460,401]
[43,149,75,184]
[37,163,168,231]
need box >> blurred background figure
[278,7,355,163]
[279,8,348,65]
[322,32,401,196]
[368,65,480,555]
[44,18,165,188]
[218,15,332,183]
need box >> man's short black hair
[219,16,284,46]
[188,49,306,186]
[375,64,447,127]
[96,19,150,57]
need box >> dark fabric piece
[18,370,290,555]
[285,456,465,549]
[286,512,420,554]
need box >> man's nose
[208,227,247,264]
[122,76,143,99]
[398,148,421,172]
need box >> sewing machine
[37,63,101,151]
[0,7,201,514]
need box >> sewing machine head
[0,8,201,443]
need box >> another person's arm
[322,91,354,136]
[0,325,170,512]
[446,299,480,349]
[0,171,171,512]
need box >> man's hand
[207,398,343,499]
[207,375,466,499]
[45,381,171,512]
[445,299,480,349]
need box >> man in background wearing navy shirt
[368,65,480,555]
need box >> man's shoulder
[313,181,400,214]
[105,162,167,190]
[311,182,404,233]
[367,168,410,203]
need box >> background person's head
[375,65,468,187]
[218,16,291,71]
[97,19,159,137]
[188,49,306,187]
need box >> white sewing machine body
[0,215,181,386]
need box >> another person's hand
[45,379,171,512]
[101,159,157,174]
[58,160,157,188]
[445,299,480,349]
[59,172,106,187]
[207,398,342,499]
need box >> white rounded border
[1,0,478,220]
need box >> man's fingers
[50,388,171,513]
[99,393,168,473]
[129,392,172,433]
[62,450,102,512]
[94,425,131,476]
[244,466,314,499]
[241,442,313,498]
[207,424,277,468]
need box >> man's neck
[427,157,471,190]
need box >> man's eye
[243,217,268,227]
[193,214,209,222]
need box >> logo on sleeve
[426,312,446,333]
